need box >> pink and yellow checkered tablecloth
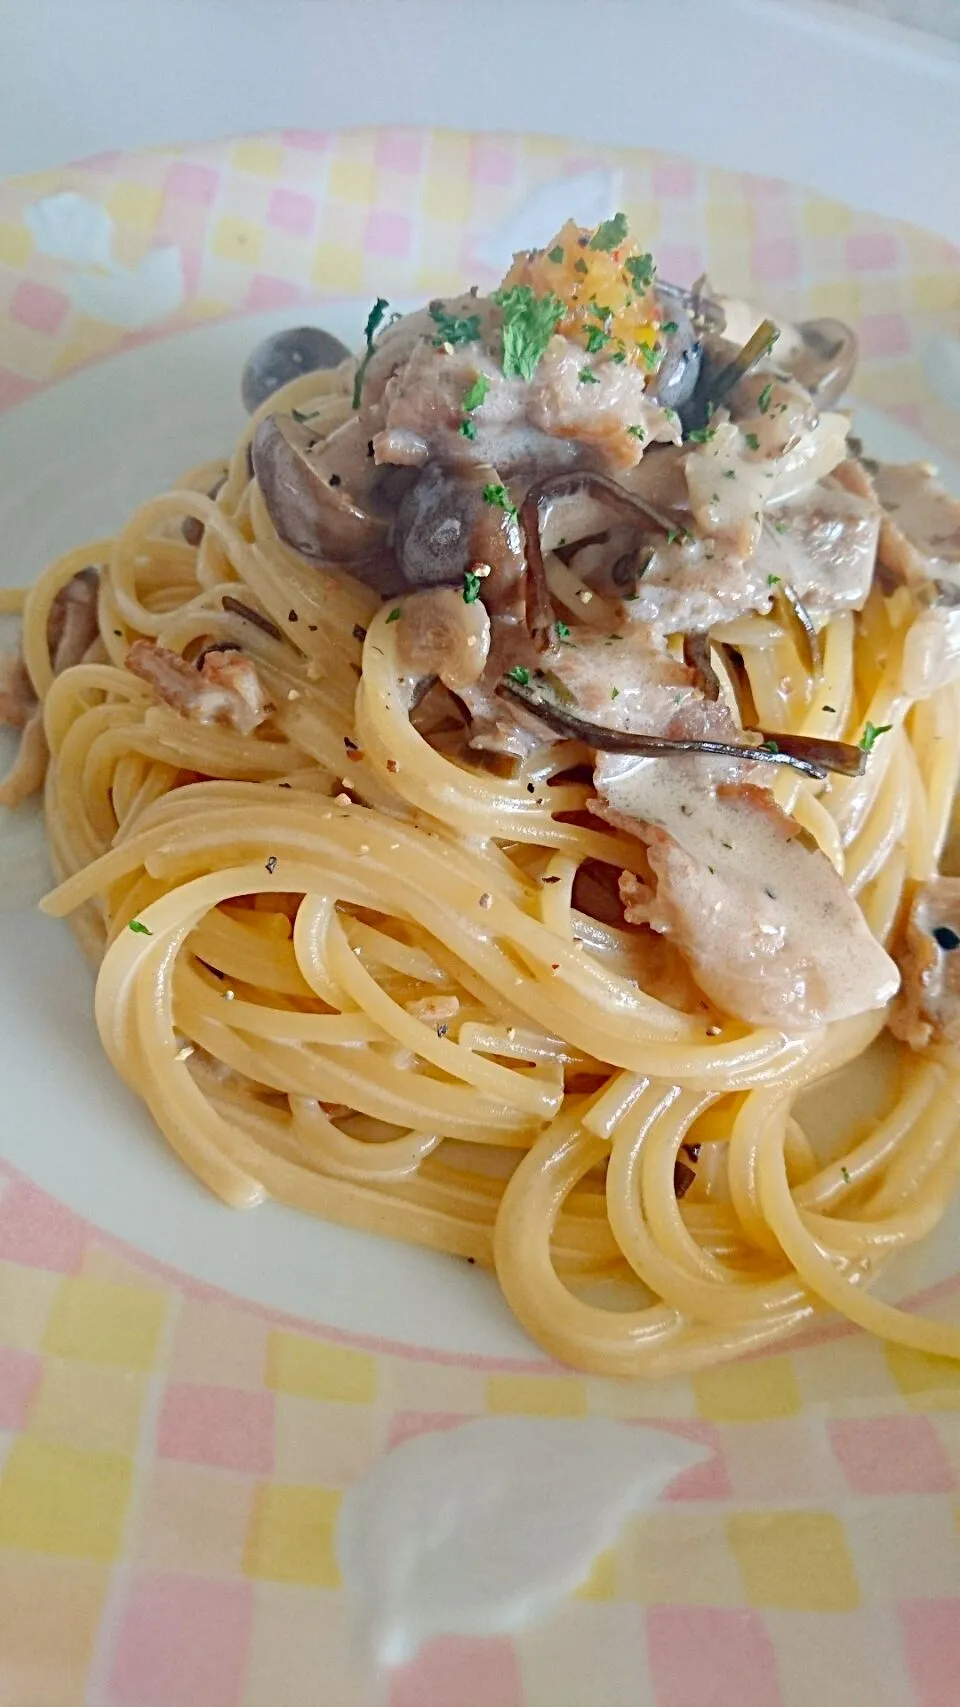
[1,127,959,1706]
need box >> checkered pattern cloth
[1,127,959,1707]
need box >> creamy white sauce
[596,751,899,1028]
[336,1415,707,1667]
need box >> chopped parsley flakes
[482,483,519,524]
[128,919,153,935]
[459,419,477,439]
[758,381,774,413]
[687,425,716,444]
[584,324,610,354]
[661,320,679,335]
[578,368,599,385]
[556,620,572,643]
[352,296,390,408]
[767,574,781,587]
[624,252,655,290]
[627,424,646,441]
[461,374,490,412]
[859,720,893,753]
[463,570,482,604]
[386,607,402,623]
[495,284,564,381]
[744,431,761,451]
[429,301,482,346]
[589,211,629,251]
[506,666,531,687]
[547,245,565,263]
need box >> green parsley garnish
[386,607,402,623]
[589,211,629,251]
[429,301,482,347]
[640,342,661,373]
[859,721,893,753]
[352,295,390,408]
[773,520,789,534]
[494,284,564,381]
[556,620,572,643]
[459,419,478,439]
[574,258,588,275]
[128,919,153,935]
[624,252,655,290]
[767,574,781,587]
[584,324,610,354]
[723,468,736,478]
[547,245,565,264]
[757,381,774,414]
[611,686,620,700]
[591,303,615,321]
[578,368,600,385]
[482,484,519,524]
[506,666,531,687]
[661,320,679,335]
[666,528,680,545]
[461,374,490,412]
[627,424,646,441]
[744,432,761,451]
[687,426,716,444]
[463,570,482,604]
[761,739,780,753]
[611,348,627,363]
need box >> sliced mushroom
[650,294,702,412]
[252,413,402,592]
[241,326,352,414]
[394,462,525,608]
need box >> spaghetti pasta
[7,220,960,1377]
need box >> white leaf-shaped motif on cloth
[67,248,185,330]
[472,168,622,274]
[24,192,115,269]
[337,1414,707,1665]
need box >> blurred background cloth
[832,0,960,39]
[0,0,958,241]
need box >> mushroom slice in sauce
[890,878,960,1052]
[126,640,271,737]
[252,413,399,588]
[241,326,352,415]
[395,462,526,610]
[1,566,102,806]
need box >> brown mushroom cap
[251,413,403,593]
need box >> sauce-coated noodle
[17,358,960,1377]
